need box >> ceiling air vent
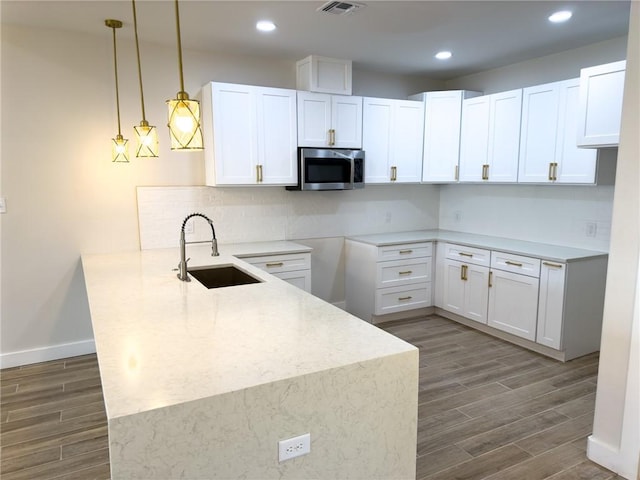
[317,1,365,16]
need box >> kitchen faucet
[177,213,219,281]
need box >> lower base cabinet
[241,252,311,292]
[345,240,433,323]
[442,259,489,324]
[488,269,539,341]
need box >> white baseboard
[587,435,636,480]
[332,300,346,310]
[0,339,96,369]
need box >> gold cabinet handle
[327,129,336,146]
[455,165,459,181]
[548,162,554,181]
[398,296,413,301]
[488,271,493,287]
[390,166,397,181]
[399,249,413,254]
[265,262,284,268]
[256,164,263,183]
[398,270,413,275]
[543,261,563,268]
[553,162,558,181]
[505,260,523,267]
[461,264,468,281]
[482,164,489,180]
[458,252,473,258]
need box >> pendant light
[166,0,203,150]
[105,19,129,163]
[132,0,158,157]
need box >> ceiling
[1,1,631,79]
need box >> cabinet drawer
[444,243,491,267]
[275,270,311,292]
[376,258,432,288]
[491,251,540,278]
[375,283,432,315]
[243,253,310,274]
[377,242,432,261]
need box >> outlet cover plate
[278,433,310,462]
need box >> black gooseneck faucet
[177,213,219,281]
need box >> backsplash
[137,185,440,249]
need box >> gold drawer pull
[399,249,413,254]
[543,261,563,268]
[461,264,468,281]
[505,260,523,267]
[265,262,284,268]
[458,252,473,257]
[398,270,413,275]
[398,296,412,301]
[488,271,493,287]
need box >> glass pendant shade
[112,134,130,162]
[134,121,159,157]
[166,93,203,150]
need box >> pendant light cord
[110,25,122,136]
[174,0,186,94]
[132,0,147,122]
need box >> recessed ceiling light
[256,20,276,32]
[435,51,452,60]
[548,10,572,23]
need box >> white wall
[0,23,438,367]
[445,36,628,94]
[588,3,640,478]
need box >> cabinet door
[555,79,598,184]
[464,264,489,324]
[537,261,566,349]
[518,82,560,183]
[362,98,393,184]
[442,259,466,315]
[422,91,463,183]
[459,96,490,182]
[275,270,311,293]
[487,89,521,183]
[256,87,297,185]
[488,269,539,341]
[577,60,626,148]
[392,100,424,183]
[207,83,257,185]
[297,91,332,147]
[332,95,363,148]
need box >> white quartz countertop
[346,230,607,263]
[81,242,414,420]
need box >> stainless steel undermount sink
[187,265,262,289]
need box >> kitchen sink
[187,265,262,289]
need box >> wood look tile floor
[0,315,621,480]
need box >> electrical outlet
[278,433,310,462]
[454,211,463,223]
[585,222,597,238]
[0,197,6,214]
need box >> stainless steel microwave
[286,148,365,191]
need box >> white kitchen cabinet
[441,244,490,324]
[242,252,311,292]
[202,82,297,186]
[518,79,597,184]
[297,91,363,148]
[345,240,432,323]
[577,60,626,148]
[487,266,539,342]
[362,97,424,184]
[537,261,566,349]
[296,55,352,95]
[408,90,482,183]
[459,89,522,183]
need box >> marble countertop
[346,230,608,263]
[81,242,415,421]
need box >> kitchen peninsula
[81,242,418,479]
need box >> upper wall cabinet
[577,60,626,148]
[519,79,597,184]
[296,55,352,95]
[459,89,522,183]
[202,82,297,186]
[362,97,424,184]
[409,90,482,183]
[297,92,363,148]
